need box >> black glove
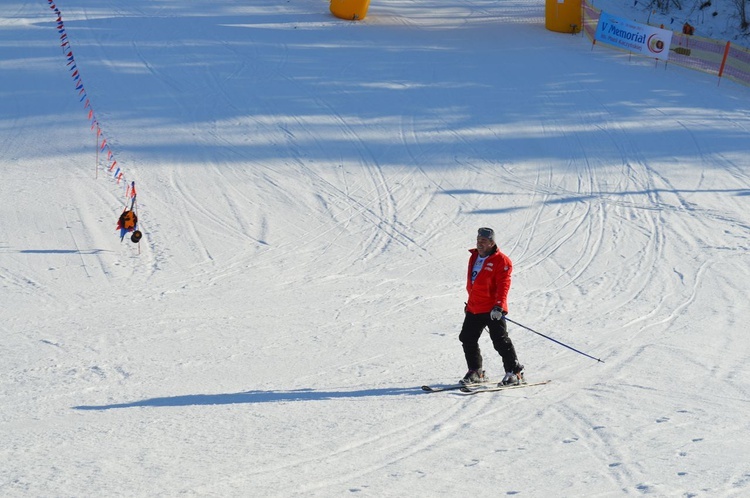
[490,306,507,320]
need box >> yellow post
[330,0,371,21]
[545,0,581,34]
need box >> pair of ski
[422,379,550,395]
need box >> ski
[421,380,499,393]
[459,379,551,395]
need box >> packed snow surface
[2,0,749,496]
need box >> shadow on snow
[73,386,425,410]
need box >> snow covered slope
[2,0,749,496]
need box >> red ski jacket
[465,247,513,314]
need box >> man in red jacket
[459,227,524,386]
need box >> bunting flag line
[47,0,143,245]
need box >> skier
[459,227,524,386]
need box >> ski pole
[505,317,604,363]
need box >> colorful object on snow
[330,0,370,20]
[116,182,140,243]
[118,209,137,230]
[545,0,581,34]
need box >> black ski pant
[459,311,519,373]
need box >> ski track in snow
[2,0,750,496]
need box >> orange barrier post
[546,0,582,34]
[718,41,731,84]
[330,0,371,21]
